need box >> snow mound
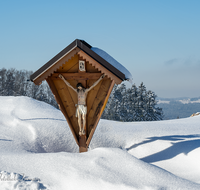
[0,96,78,153]
[1,148,200,190]
[0,171,48,190]
[0,96,200,189]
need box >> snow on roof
[91,47,133,82]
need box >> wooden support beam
[100,80,115,116]
[46,77,79,145]
[33,48,80,85]
[79,135,87,153]
[86,80,115,147]
[52,73,102,80]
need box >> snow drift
[0,96,200,190]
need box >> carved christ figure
[59,74,105,136]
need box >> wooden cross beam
[51,73,102,80]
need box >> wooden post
[79,135,87,152]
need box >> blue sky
[0,0,200,98]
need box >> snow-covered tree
[5,68,15,96]
[0,68,58,108]
[0,68,7,95]
[118,83,128,121]
[102,82,163,121]
[145,90,164,121]
[126,84,138,121]
[136,82,147,121]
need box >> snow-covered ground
[0,96,200,190]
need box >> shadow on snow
[20,118,66,122]
[126,135,200,163]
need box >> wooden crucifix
[59,73,105,136]
[30,39,128,153]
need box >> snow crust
[0,96,200,190]
[91,47,133,82]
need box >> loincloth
[76,105,87,117]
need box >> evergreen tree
[118,83,127,121]
[146,90,164,121]
[102,82,163,122]
[126,84,138,121]
[0,68,58,109]
[112,85,122,121]
[5,68,15,96]
[0,68,7,95]
[137,82,147,121]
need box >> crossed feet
[79,129,86,136]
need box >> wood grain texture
[86,79,114,146]
[78,50,122,84]
[33,48,80,85]
[46,77,79,145]
[87,79,111,136]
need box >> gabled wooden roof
[30,39,126,85]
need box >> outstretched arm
[59,74,77,93]
[86,74,105,92]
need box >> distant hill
[157,97,200,119]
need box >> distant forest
[159,101,200,119]
[0,68,164,121]
[0,68,58,108]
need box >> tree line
[0,68,58,108]
[102,83,164,121]
[159,100,200,119]
[0,68,163,121]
